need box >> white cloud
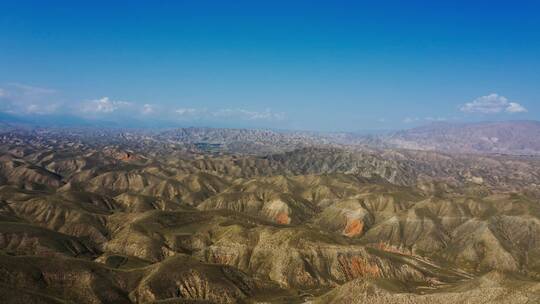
[213,108,285,121]
[0,83,59,115]
[175,108,204,117]
[425,116,447,122]
[403,116,450,124]
[403,117,420,123]
[81,97,132,114]
[0,84,287,126]
[173,107,285,122]
[142,104,155,115]
[94,97,117,113]
[173,108,208,121]
[506,102,527,113]
[460,94,527,114]
[25,103,60,115]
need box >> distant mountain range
[384,121,540,155]
[1,113,540,155]
[156,121,540,155]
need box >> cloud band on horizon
[460,94,527,114]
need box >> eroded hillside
[0,128,539,303]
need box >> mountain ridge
[0,126,540,303]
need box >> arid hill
[0,127,539,303]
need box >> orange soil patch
[343,219,364,237]
[119,152,135,161]
[275,212,290,224]
[374,241,404,254]
[338,255,381,280]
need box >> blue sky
[1,1,539,131]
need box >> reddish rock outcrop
[343,219,364,237]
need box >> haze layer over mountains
[0,121,540,303]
